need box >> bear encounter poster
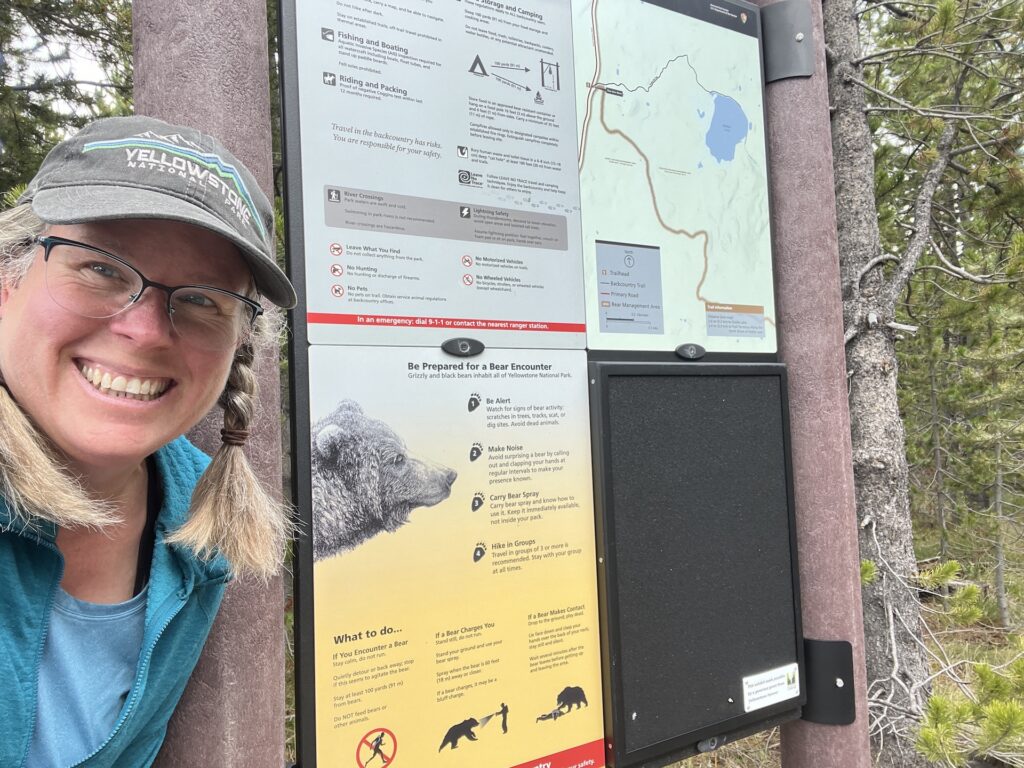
[307,346,605,767]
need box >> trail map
[573,0,776,352]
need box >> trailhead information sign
[281,0,781,765]
[290,0,775,354]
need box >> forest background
[1,1,1022,766]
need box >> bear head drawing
[311,400,457,560]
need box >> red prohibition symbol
[329,242,343,257]
[330,263,344,277]
[462,274,475,286]
[356,727,398,767]
[461,254,473,267]
[331,284,345,298]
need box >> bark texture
[133,1,286,766]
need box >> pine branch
[848,74,1018,123]
[8,79,129,93]
[881,120,960,312]
[920,238,1014,284]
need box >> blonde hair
[0,204,290,578]
[166,310,292,577]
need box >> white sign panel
[293,0,776,354]
[573,0,777,352]
[295,1,586,348]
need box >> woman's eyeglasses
[35,236,262,352]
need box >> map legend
[595,240,664,334]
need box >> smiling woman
[0,116,297,768]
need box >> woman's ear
[0,270,21,315]
[0,247,32,314]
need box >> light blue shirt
[27,586,147,767]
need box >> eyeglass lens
[44,241,251,351]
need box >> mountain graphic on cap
[20,115,296,309]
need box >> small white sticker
[742,663,800,713]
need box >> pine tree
[0,1,132,192]
[826,0,1024,762]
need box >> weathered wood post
[133,2,286,766]
[755,0,873,765]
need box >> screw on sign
[329,242,344,257]
[462,274,474,286]
[356,728,397,767]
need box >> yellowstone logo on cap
[82,130,267,240]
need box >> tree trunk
[928,361,948,561]
[824,0,933,763]
[847,329,931,766]
[993,441,1009,629]
[928,360,950,610]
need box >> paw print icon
[472,492,485,512]
[469,442,483,462]
[473,543,487,562]
[468,393,481,412]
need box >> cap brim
[31,184,297,309]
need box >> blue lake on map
[705,94,749,162]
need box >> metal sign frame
[277,0,792,763]
[588,360,806,767]
[278,1,319,765]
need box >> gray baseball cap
[19,115,296,309]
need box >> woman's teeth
[79,364,170,401]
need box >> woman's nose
[105,288,175,346]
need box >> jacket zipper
[69,588,187,767]
[17,536,63,768]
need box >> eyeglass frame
[33,235,264,332]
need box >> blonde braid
[167,320,291,578]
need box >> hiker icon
[357,728,397,767]
[366,731,388,765]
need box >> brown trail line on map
[578,0,602,171]
[597,89,716,305]
[582,12,776,329]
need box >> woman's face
[0,218,250,476]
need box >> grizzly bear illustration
[557,686,588,711]
[438,718,479,751]
[311,400,457,560]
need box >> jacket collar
[152,437,231,586]
[0,436,231,587]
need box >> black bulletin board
[589,360,804,767]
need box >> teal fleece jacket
[0,436,231,768]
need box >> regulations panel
[293,0,586,348]
[286,0,776,354]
